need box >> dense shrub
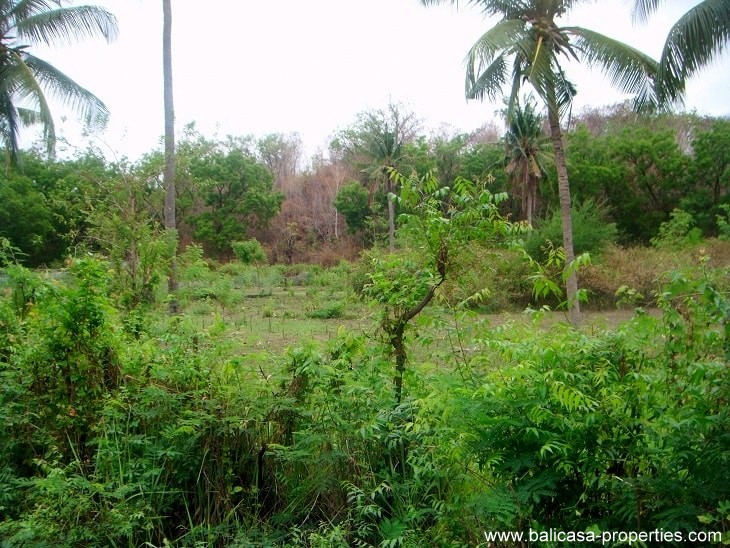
[440,245,532,311]
[231,238,267,265]
[651,208,703,249]
[0,242,728,546]
[523,199,618,261]
[434,269,730,539]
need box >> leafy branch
[364,169,511,402]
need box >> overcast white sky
[31,0,730,163]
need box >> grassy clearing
[174,261,370,356]
[164,257,669,376]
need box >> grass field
[164,258,665,377]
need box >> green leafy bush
[178,243,211,281]
[523,199,618,261]
[651,208,703,248]
[715,203,730,241]
[1,210,728,546]
[433,245,533,311]
[231,238,268,265]
[334,181,372,234]
[439,269,729,537]
[306,300,345,319]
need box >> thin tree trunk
[387,175,396,252]
[523,164,532,226]
[547,99,581,325]
[387,195,396,252]
[163,0,178,313]
[527,173,538,228]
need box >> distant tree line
[0,106,727,267]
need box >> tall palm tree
[633,0,730,105]
[162,0,178,312]
[337,103,419,252]
[504,97,550,226]
[0,0,117,163]
[421,0,658,325]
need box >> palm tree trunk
[547,100,581,325]
[163,0,179,313]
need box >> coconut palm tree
[0,0,118,163]
[504,97,550,226]
[421,0,658,325]
[633,0,730,105]
[335,102,419,252]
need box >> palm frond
[522,32,559,104]
[567,26,659,110]
[21,52,109,130]
[16,106,43,126]
[661,0,730,84]
[466,52,509,101]
[8,0,60,23]
[468,18,528,67]
[552,67,577,117]
[473,0,532,20]
[505,57,524,118]
[420,0,532,18]
[631,0,663,24]
[5,50,55,152]
[10,52,56,149]
[16,5,118,47]
[0,88,21,163]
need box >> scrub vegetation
[0,0,728,545]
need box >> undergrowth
[0,248,727,546]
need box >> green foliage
[523,199,618,261]
[717,204,730,241]
[3,263,46,320]
[332,102,420,248]
[333,181,372,234]
[189,139,284,256]
[442,271,729,535]
[523,242,591,307]
[461,141,509,194]
[364,169,513,401]
[565,118,722,243]
[1,258,120,475]
[0,172,55,265]
[306,301,345,319]
[504,96,551,224]
[231,238,267,265]
[651,208,703,249]
[87,171,176,308]
[687,119,730,235]
[440,245,533,312]
[0,197,728,546]
[19,151,114,263]
[178,243,210,281]
[568,118,691,243]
